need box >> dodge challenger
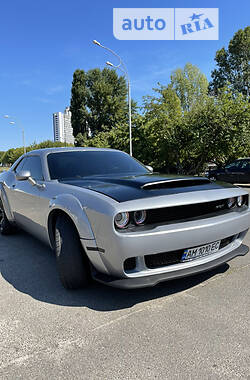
[0,147,249,289]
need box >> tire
[55,214,90,289]
[0,206,16,235]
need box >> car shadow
[0,230,229,312]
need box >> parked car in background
[0,148,249,289]
[207,158,250,184]
[204,163,217,178]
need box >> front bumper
[85,206,250,273]
[82,196,250,289]
[92,243,249,289]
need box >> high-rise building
[53,107,75,145]
[53,112,64,142]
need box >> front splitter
[92,244,249,289]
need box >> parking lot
[0,188,250,380]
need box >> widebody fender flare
[48,193,95,242]
[48,194,112,275]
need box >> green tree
[169,63,208,111]
[72,59,249,176]
[70,68,128,139]
[0,151,5,164]
[1,148,24,165]
[179,87,250,173]
[209,26,250,97]
[142,80,250,174]
[75,112,147,162]
[214,87,250,162]
[70,70,89,137]
[142,85,183,171]
[1,141,73,165]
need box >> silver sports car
[0,147,249,289]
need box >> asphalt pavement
[0,188,250,380]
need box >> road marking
[91,308,145,331]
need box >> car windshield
[47,151,149,180]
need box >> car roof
[230,158,250,161]
[25,147,122,157]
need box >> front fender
[48,193,95,240]
[47,194,111,275]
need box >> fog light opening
[124,257,136,272]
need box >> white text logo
[113,8,218,40]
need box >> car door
[7,155,46,236]
[218,160,242,183]
[237,159,250,184]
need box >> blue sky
[0,0,249,151]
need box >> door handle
[12,184,16,188]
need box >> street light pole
[93,40,133,156]
[4,115,26,154]
[10,122,26,154]
[22,128,26,154]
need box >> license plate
[181,240,221,262]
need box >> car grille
[144,235,236,269]
[144,249,183,269]
[146,199,240,225]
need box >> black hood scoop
[141,178,210,190]
[61,174,231,202]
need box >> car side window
[21,156,44,181]
[14,158,27,173]
[225,161,241,169]
[241,160,250,170]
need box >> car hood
[60,173,234,202]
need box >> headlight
[237,195,244,207]
[227,197,236,208]
[134,210,147,225]
[114,212,129,229]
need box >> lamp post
[93,40,132,156]
[4,115,26,154]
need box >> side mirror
[146,165,153,173]
[16,170,31,181]
[15,170,45,189]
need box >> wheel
[55,214,90,289]
[0,204,16,235]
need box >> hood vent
[141,178,210,190]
